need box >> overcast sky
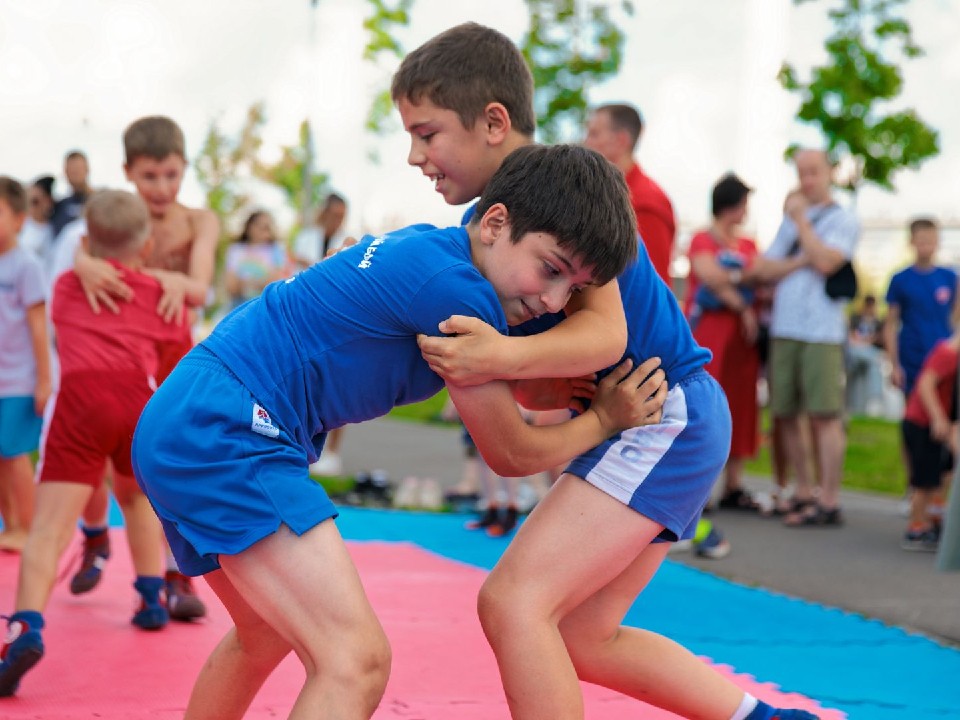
[3,0,958,244]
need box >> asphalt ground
[338,416,960,645]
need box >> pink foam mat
[0,534,842,718]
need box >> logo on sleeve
[252,403,280,438]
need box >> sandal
[717,488,760,512]
[784,504,843,527]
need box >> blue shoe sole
[0,646,44,697]
[131,607,170,631]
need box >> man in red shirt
[585,103,676,285]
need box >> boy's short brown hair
[391,23,536,137]
[84,190,151,258]
[596,103,644,150]
[909,217,938,236]
[123,116,186,164]
[0,176,27,214]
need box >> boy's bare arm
[883,304,902,388]
[417,279,627,386]
[25,302,52,415]
[917,369,951,442]
[448,359,658,477]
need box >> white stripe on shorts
[581,383,689,503]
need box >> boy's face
[124,154,186,218]
[477,204,595,326]
[911,227,939,263]
[583,110,625,164]
[0,198,25,249]
[397,96,501,206]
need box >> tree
[778,0,939,194]
[520,0,633,143]
[363,0,414,141]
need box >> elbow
[599,326,628,368]
[483,448,531,478]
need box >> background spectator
[50,151,92,238]
[292,192,348,270]
[223,210,289,311]
[584,103,676,285]
[19,176,56,276]
[685,173,761,511]
[753,149,860,527]
[846,294,886,416]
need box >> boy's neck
[0,238,18,256]
[913,258,934,270]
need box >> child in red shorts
[900,330,959,551]
[0,190,191,697]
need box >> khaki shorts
[769,338,845,417]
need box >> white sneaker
[309,451,342,477]
[418,478,444,511]
[393,476,420,508]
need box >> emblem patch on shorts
[252,403,280,438]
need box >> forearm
[749,255,804,283]
[502,313,626,380]
[27,306,51,387]
[918,376,947,426]
[883,320,899,368]
[796,218,846,275]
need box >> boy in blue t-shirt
[398,22,820,720]
[884,217,958,397]
[25,145,652,719]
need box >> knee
[477,572,526,646]
[332,629,391,712]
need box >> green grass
[745,411,906,496]
[387,389,456,426]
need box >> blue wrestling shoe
[746,700,820,719]
[132,576,169,631]
[0,611,45,697]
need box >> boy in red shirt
[901,330,959,551]
[0,190,191,696]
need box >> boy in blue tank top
[119,145,657,719]
[398,22,822,720]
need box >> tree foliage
[778,0,939,193]
[363,0,413,137]
[520,0,633,143]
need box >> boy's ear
[122,163,132,182]
[479,203,509,246]
[483,102,512,146]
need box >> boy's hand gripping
[589,357,668,435]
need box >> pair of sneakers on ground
[70,528,207,622]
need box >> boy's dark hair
[909,217,938,236]
[596,104,644,150]
[84,190,150,257]
[473,145,637,285]
[33,175,56,199]
[391,23,536,137]
[64,150,87,163]
[0,176,27,214]
[323,193,346,210]
[123,116,186,164]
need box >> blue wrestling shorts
[132,346,338,576]
[566,370,731,542]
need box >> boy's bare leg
[0,454,36,552]
[111,475,162,577]
[186,521,390,720]
[479,475,742,720]
[16,482,94,611]
[80,479,111,529]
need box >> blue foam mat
[334,506,960,720]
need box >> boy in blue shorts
[128,144,660,720]
[0,177,50,553]
[400,23,819,720]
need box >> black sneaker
[466,506,500,530]
[487,506,519,537]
